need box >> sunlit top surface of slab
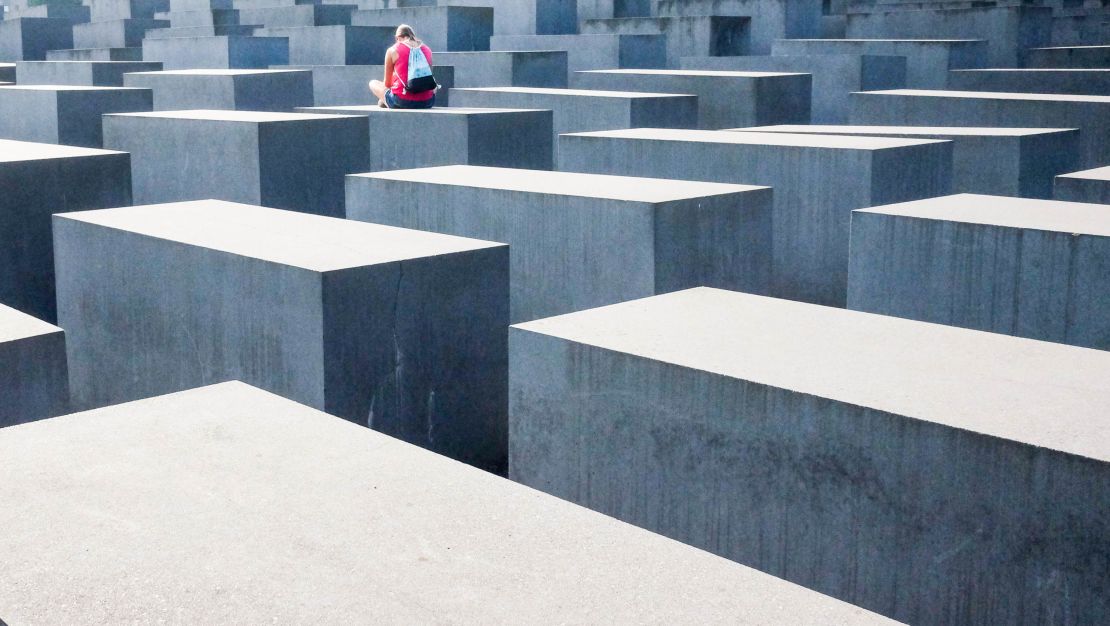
[577,69,810,78]
[124,69,310,76]
[55,200,504,272]
[857,193,1110,237]
[0,138,125,163]
[739,124,1077,137]
[514,288,1110,463]
[861,89,1110,103]
[0,84,146,91]
[568,128,948,150]
[298,105,543,115]
[354,165,768,203]
[454,86,694,98]
[1058,166,1110,182]
[0,303,61,344]
[103,109,360,122]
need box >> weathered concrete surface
[490,33,667,73]
[123,69,313,111]
[850,89,1110,169]
[47,47,145,62]
[439,0,577,36]
[1023,44,1110,69]
[298,106,553,171]
[680,53,905,124]
[0,18,75,61]
[351,5,492,52]
[90,0,168,21]
[54,201,509,470]
[102,110,367,217]
[1055,166,1110,204]
[236,4,357,28]
[0,381,892,623]
[579,15,750,68]
[434,51,568,87]
[654,0,824,54]
[283,63,454,107]
[948,68,1110,96]
[0,140,131,323]
[559,128,952,306]
[0,63,15,82]
[73,17,169,48]
[15,60,163,86]
[0,303,69,428]
[257,25,390,65]
[848,194,1110,351]
[0,85,153,147]
[142,35,289,69]
[570,69,811,129]
[510,286,1110,624]
[771,38,987,89]
[739,124,1079,199]
[347,165,771,322]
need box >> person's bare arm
[382,47,395,87]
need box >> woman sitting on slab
[369,24,437,110]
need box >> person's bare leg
[369,80,387,106]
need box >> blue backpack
[403,43,437,94]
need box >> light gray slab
[1055,165,1110,204]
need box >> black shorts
[385,91,436,109]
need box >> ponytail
[396,24,422,47]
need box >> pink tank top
[391,43,435,102]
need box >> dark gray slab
[771,38,986,89]
[258,25,390,65]
[580,15,750,68]
[46,46,145,61]
[1055,166,1110,204]
[849,193,1110,351]
[490,33,666,73]
[0,85,153,147]
[237,4,358,28]
[0,303,68,428]
[948,68,1110,96]
[1023,44,1110,69]
[123,69,313,110]
[73,17,168,48]
[54,201,509,469]
[15,60,163,86]
[0,18,75,61]
[654,0,824,54]
[434,51,567,87]
[352,6,492,52]
[142,35,289,69]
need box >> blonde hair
[396,24,422,46]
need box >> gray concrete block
[90,0,169,21]
[0,140,131,322]
[7,3,89,24]
[558,129,952,306]
[489,33,667,73]
[298,105,552,171]
[46,46,145,61]
[434,51,567,87]
[571,69,811,129]
[0,380,894,623]
[849,89,1110,169]
[440,0,577,36]
[352,6,491,52]
[0,304,68,428]
[739,124,1080,199]
[848,194,1110,351]
[15,60,162,86]
[0,85,153,147]
[1055,165,1110,204]
[73,17,168,48]
[654,0,824,54]
[142,24,260,38]
[168,0,232,12]
[142,35,289,69]
[449,87,699,167]
[258,25,390,64]
[948,68,1110,96]
[576,0,652,19]
[347,165,771,322]
[283,62,454,106]
[844,5,1053,67]
[510,286,1110,624]
[54,201,509,469]
[0,63,14,82]
[771,38,987,89]
[580,16,750,68]
[123,69,312,111]
[0,18,75,61]
[1023,44,1110,69]
[236,3,357,27]
[680,54,906,124]
[103,110,367,216]
[162,7,242,27]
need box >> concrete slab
[1055,165,1110,204]
[15,60,162,86]
[347,165,771,322]
[849,89,1110,169]
[510,286,1110,624]
[142,35,289,69]
[0,303,68,428]
[849,193,1110,351]
[282,62,454,106]
[257,25,391,65]
[948,68,1110,96]
[680,53,906,124]
[434,50,568,87]
[737,124,1080,198]
[0,381,892,623]
[580,15,750,68]
[46,47,145,62]
[73,17,168,48]
[236,3,357,28]
[1024,44,1110,69]
[448,87,699,167]
[771,38,987,88]
[0,18,75,61]
[143,24,260,38]
[0,85,153,147]
[123,68,313,111]
[0,139,131,322]
[54,201,509,469]
[351,6,492,52]
[654,0,824,54]
[90,0,169,22]
[559,128,952,306]
[439,0,577,36]
[298,105,553,171]
[571,68,811,129]
[489,33,667,73]
[102,109,367,216]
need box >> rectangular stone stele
[298,106,553,171]
[15,60,164,86]
[54,200,509,471]
[0,85,153,147]
[510,287,1110,625]
[0,140,131,324]
[570,69,812,129]
[738,124,1080,199]
[0,381,892,624]
[102,110,368,217]
[0,303,69,428]
[848,193,1110,351]
[347,165,771,322]
[558,128,952,307]
[1056,166,1110,205]
[122,69,314,111]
